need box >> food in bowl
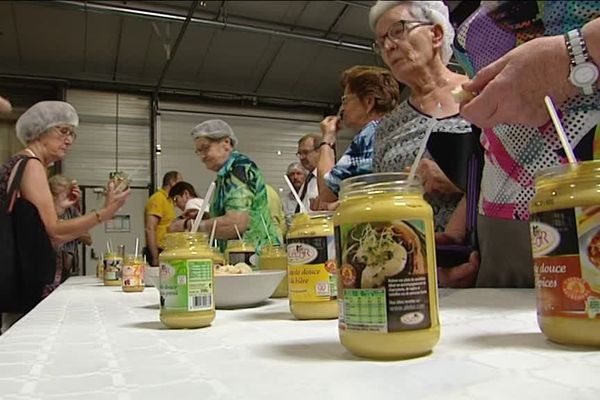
[214,262,253,275]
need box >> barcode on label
[190,295,212,310]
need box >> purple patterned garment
[454,1,600,220]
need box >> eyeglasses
[296,148,317,158]
[372,19,433,55]
[54,126,77,141]
[195,144,211,155]
[341,94,358,104]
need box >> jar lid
[340,172,423,199]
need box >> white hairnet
[369,1,455,66]
[190,119,238,146]
[15,101,79,145]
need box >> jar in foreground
[225,240,257,270]
[122,255,145,292]
[334,172,440,359]
[159,232,215,329]
[103,251,123,286]
[530,161,600,346]
[259,245,288,297]
[286,212,338,319]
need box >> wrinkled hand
[309,197,340,212]
[416,159,461,194]
[184,209,199,220]
[0,96,12,113]
[460,35,577,128]
[320,116,341,143]
[103,181,130,219]
[437,251,480,288]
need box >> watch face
[571,62,600,86]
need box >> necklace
[24,148,39,159]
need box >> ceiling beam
[52,1,373,54]
[154,0,199,95]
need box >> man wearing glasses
[295,133,321,212]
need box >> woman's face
[172,191,190,211]
[195,137,232,172]
[375,5,438,81]
[341,86,374,130]
[37,124,76,162]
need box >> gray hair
[48,174,71,198]
[369,1,455,66]
[190,119,238,147]
[286,162,308,176]
[16,101,79,145]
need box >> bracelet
[92,209,102,223]
[319,141,335,150]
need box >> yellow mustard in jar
[103,252,123,286]
[211,247,226,267]
[259,245,288,298]
[225,240,258,270]
[286,212,338,319]
[334,173,440,359]
[159,232,215,329]
[122,255,145,293]
[530,161,600,346]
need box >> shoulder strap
[7,156,39,213]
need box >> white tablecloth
[0,277,598,400]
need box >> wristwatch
[565,28,599,95]
[319,141,335,150]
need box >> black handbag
[0,157,56,313]
[427,127,483,268]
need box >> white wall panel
[63,89,151,187]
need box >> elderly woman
[0,101,129,331]
[190,119,280,253]
[369,1,479,286]
[315,65,400,206]
[48,174,92,286]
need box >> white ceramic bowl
[144,266,159,287]
[214,270,286,309]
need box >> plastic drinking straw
[408,103,444,183]
[234,224,243,241]
[283,174,306,213]
[106,241,111,254]
[191,182,215,233]
[209,220,217,247]
[260,214,273,245]
[134,237,139,259]
[544,96,577,165]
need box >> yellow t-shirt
[144,188,176,249]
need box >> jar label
[531,207,600,319]
[336,220,431,333]
[104,257,122,282]
[159,259,214,312]
[228,251,258,270]
[122,264,144,288]
[286,236,337,302]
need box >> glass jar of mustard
[225,240,258,270]
[334,173,440,359]
[122,255,145,293]
[259,245,288,298]
[286,212,338,319]
[159,232,215,329]
[103,251,123,286]
[530,161,600,346]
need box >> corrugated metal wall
[63,89,151,187]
